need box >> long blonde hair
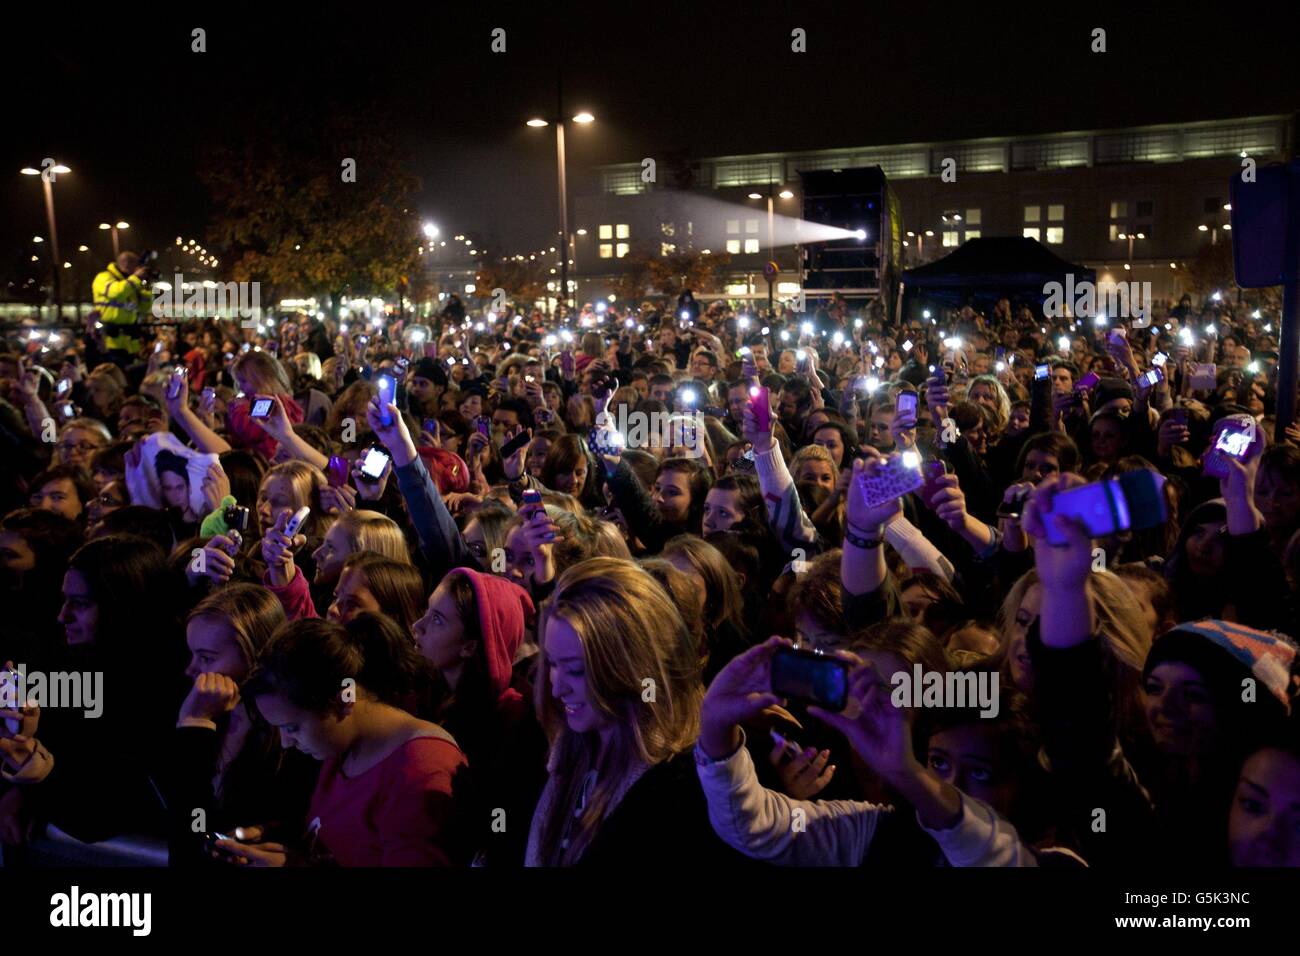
[331,510,410,564]
[998,568,1151,737]
[533,557,702,865]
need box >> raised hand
[699,636,790,759]
[179,672,241,724]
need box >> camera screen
[1216,427,1252,458]
[250,398,274,418]
[360,447,390,477]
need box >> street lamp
[99,220,131,258]
[20,162,71,320]
[747,185,797,316]
[1117,230,1146,266]
[422,222,440,240]
[527,80,594,317]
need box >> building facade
[570,114,1295,306]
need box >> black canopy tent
[897,237,1095,319]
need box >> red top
[307,735,466,867]
[227,393,305,459]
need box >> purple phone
[920,459,948,506]
[1075,372,1100,391]
[475,416,491,438]
[326,455,349,488]
[896,391,918,419]
[749,386,771,432]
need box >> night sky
[3,0,1297,271]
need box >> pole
[1275,165,1300,440]
[43,177,63,322]
[767,194,776,318]
[556,122,569,319]
[111,226,120,259]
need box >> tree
[1186,236,1282,312]
[645,248,733,299]
[474,258,551,305]
[200,108,422,321]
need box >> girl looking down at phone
[225,617,467,866]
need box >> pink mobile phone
[750,386,771,431]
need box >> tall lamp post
[527,92,594,318]
[1118,230,1146,269]
[20,162,71,321]
[747,185,796,316]
[99,220,131,258]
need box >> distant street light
[20,161,70,318]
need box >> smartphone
[995,486,1033,519]
[223,504,251,533]
[1075,371,1100,392]
[326,455,350,488]
[201,386,216,405]
[1152,352,1168,368]
[770,646,850,712]
[501,428,533,458]
[1204,420,1257,478]
[933,364,946,387]
[282,506,311,538]
[1107,328,1127,346]
[857,451,925,509]
[249,397,274,419]
[1188,363,1217,390]
[359,445,391,481]
[375,373,396,426]
[167,368,187,400]
[920,459,948,506]
[1035,364,1051,382]
[1042,470,1166,547]
[1137,368,1165,391]
[896,391,918,419]
[422,417,438,436]
[749,386,771,432]
[521,489,544,508]
[60,403,76,420]
[474,415,491,438]
[56,377,72,397]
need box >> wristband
[843,526,885,549]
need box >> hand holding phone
[749,386,771,433]
[770,646,850,712]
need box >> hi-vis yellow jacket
[92,263,154,354]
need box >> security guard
[92,251,155,359]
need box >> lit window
[598,225,613,240]
[726,220,740,234]
[744,239,760,254]
[616,224,630,239]
[1048,204,1065,221]
[1046,227,1064,244]
[1023,227,1041,241]
[661,242,677,256]
[942,230,960,247]
[965,209,981,225]
[599,244,613,258]
[616,243,629,258]
[745,219,759,234]
[776,282,801,295]
[726,240,741,254]
[1109,224,1121,241]
[660,222,676,237]
[964,229,980,240]
[726,283,749,295]
[1110,201,1127,219]
[1024,206,1041,223]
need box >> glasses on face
[58,440,100,455]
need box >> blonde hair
[999,568,1150,735]
[331,510,410,564]
[791,442,834,480]
[187,582,286,671]
[968,374,1012,433]
[258,460,328,542]
[292,352,323,381]
[533,557,702,865]
[326,379,377,436]
[232,350,292,395]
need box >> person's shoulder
[387,726,465,775]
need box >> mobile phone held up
[326,455,350,488]
[770,645,850,712]
[474,416,491,438]
[749,385,771,432]
[895,391,918,420]
[1041,470,1167,547]
[1,668,23,733]
[1034,364,1051,382]
[249,396,274,419]
[1137,367,1165,392]
[501,427,534,459]
[1075,371,1100,392]
[358,445,391,482]
[375,373,396,426]
[1204,418,1258,478]
[857,451,925,509]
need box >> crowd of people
[1,271,1298,869]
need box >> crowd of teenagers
[2,278,1300,869]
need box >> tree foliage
[199,110,422,316]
